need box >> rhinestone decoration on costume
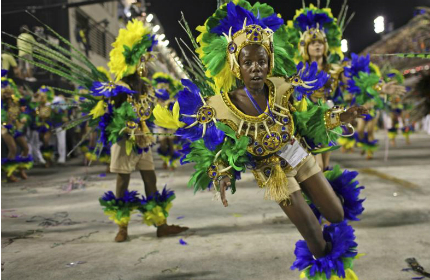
[207,165,218,179]
[39,106,52,119]
[138,106,152,120]
[197,106,216,124]
[127,121,137,129]
[221,80,294,157]
[245,25,266,42]
[228,41,237,54]
[262,132,281,151]
[7,106,20,120]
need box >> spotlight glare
[153,25,160,33]
[341,39,348,53]
[374,16,384,34]
[146,14,154,23]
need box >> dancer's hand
[219,177,231,207]
[382,81,406,95]
[340,106,368,123]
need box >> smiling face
[238,44,270,91]
[307,39,325,60]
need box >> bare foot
[114,226,128,242]
[157,224,189,238]
[7,175,19,183]
[19,169,28,180]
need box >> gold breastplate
[217,79,295,157]
[7,105,20,121]
[38,105,52,119]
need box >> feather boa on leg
[99,190,140,227]
[137,186,175,227]
[291,221,361,280]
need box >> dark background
[2,0,429,58]
[146,0,430,56]
[1,0,70,48]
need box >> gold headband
[224,22,275,80]
[299,26,329,61]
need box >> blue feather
[211,2,283,36]
[294,62,329,100]
[295,10,333,32]
[291,221,358,279]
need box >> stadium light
[374,16,384,34]
[341,39,348,53]
[146,14,153,23]
[153,25,160,33]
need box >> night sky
[147,0,430,57]
[2,0,429,58]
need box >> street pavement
[1,131,430,280]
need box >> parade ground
[2,132,430,280]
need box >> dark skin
[220,44,365,258]
[1,91,30,180]
[115,71,158,216]
[114,70,188,239]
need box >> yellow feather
[89,100,106,119]
[294,98,308,112]
[96,66,112,81]
[153,103,185,130]
[143,206,166,226]
[109,19,151,81]
[211,64,236,95]
[329,269,359,280]
[196,25,207,43]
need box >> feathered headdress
[286,4,343,63]
[37,85,55,102]
[384,68,404,84]
[108,19,158,81]
[196,0,296,94]
[152,72,183,100]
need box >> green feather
[250,2,274,17]
[216,122,250,172]
[4,49,87,86]
[352,72,383,107]
[202,36,228,76]
[123,36,152,66]
[25,12,103,80]
[293,100,342,146]
[310,145,340,155]
[106,102,137,144]
[3,30,95,80]
[372,53,430,59]
[184,139,217,192]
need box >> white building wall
[68,0,120,74]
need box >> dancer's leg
[56,128,66,163]
[299,171,344,223]
[279,191,327,258]
[15,136,30,179]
